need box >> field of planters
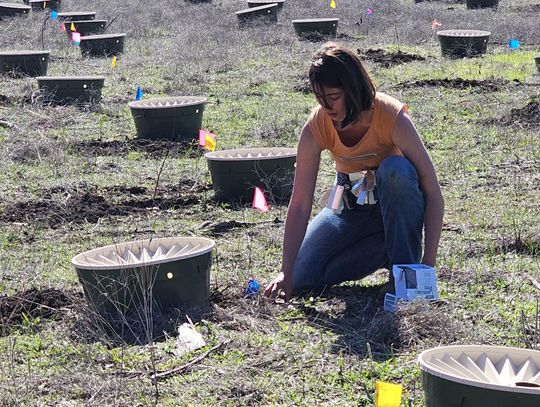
[0,0,539,405]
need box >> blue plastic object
[508,38,520,49]
[135,85,143,101]
[244,279,260,297]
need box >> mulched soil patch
[0,182,210,228]
[69,138,201,158]
[396,78,510,91]
[490,99,540,128]
[0,288,81,333]
[358,49,426,68]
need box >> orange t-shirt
[307,92,408,173]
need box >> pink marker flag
[252,187,269,212]
[60,22,66,32]
[71,32,81,44]
[431,19,442,30]
[366,8,373,15]
[198,129,216,151]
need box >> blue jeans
[292,156,425,292]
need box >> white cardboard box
[392,264,438,301]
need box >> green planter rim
[80,33,125,40]
[205,147,297,162]
[36,75,105,81]
[235,3,277,15]
[419,345,540,395]
[247,0,284,5]
[437,29,491,38]
[0,50,50,56]
[57,11,96,19]
[129,96,207,110]
[72,236,215,271]
[292,17,339,24]
[0,3,31,10]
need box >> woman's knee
[376,156,419,193]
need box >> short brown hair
[308,42,376,127]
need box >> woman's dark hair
[308,42,376,127]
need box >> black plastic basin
[129,96,207,141]
[37,75,105,105]
[65,20,107,37]
[0,3,31,19]
[437,29,491,58]
[0,50,49,77]
[79,33,125,57]
[235,3,278,27]
[205,147,297,203]
[57,11,95,21]
[292,18,339,40]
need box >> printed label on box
[392,264,438,301]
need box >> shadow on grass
[290,284,400,360]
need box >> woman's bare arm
[392,111,444,266]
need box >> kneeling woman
[264,43,444,301]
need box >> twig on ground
[526,274,540,291]
[150,341,228,381]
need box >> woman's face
[315,86,346,124]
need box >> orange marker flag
[198,129,216,152]
[70,22,76,32]
[375,381,402,407]
[111,56,117,69]
[252,187,269,212]
[330,0,336,8]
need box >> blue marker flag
[51,10,58,20]
[508,38,520,49]
[244,279,261,297]
[135,85,143,101]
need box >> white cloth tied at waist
[349,170,377,205]
[325,170,377,213]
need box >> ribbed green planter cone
[129,96,207,141]
[72,237,215,317]
[205,147,297,203]
[466,0,498,8]
[535,56,540,73]
[37,75,105,105]
[292,18,339,40]
[0,50,49,77]
[28,0,61,11]
[437,29,490,58]
[57,11,96,21]
[235,3,278,28]
[80,33,125,57]
[0,3,31,18]
[419,345,540,407]
[247,0,284,11]
[65,20,107,38]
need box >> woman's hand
[264,272,293,302]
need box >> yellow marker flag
[198,129,217,151]
[375,381,402,407]
[70,22,76,31]
[111,56,117,69]
[205,133,216,151]
[330,0,336,8]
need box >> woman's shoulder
[307,105,334,150]
[375,92,407,112]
